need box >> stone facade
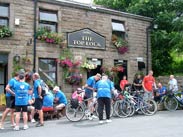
[0,0,152,96]
[157,76,183,91]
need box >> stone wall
[0,0,152,95]
[156,76,183,91]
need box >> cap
[19,73,25,80]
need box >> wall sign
[68,28,106,50]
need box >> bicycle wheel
[114,100,131,118]
[164,96,178,111]
[65,102,85,122]
[128,102,135,117]
[140,99,157,116]
[95,102,114,119]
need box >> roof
[38,0,153,22]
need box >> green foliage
[12,60,23,77]
[0,26,12,38]
[36,27,64,45]
[94,0,183,76]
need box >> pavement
[1,110,183,137]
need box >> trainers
[91,115,98,119]
[31,119,36,123]
[35,122,44,127]
[88,116,93,121]
[0,125,4,130]
[23,125,29,130]
[13,126,19,131]
[106,119,112,123]
[98,120,104,124]
[11,123,16,127]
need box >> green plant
[0,26,12,38]
[112,34,128,54]
[36,27,64,45]
[12,60,23,76]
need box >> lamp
[14,54,20,62]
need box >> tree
[94,0,183,76]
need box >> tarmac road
[0,110,183,137]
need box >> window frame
[38,58,57,84]
[0,3,9,27]
[112,20,126,39]
[39,9,58,32]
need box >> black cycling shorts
[6,96,15,109]
[34,98,43,110]
[15,105,28,112]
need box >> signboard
[68,28,106,50]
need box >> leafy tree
[94,0,183,76]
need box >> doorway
[114,59,128,91]
[87,58,102,78]
[0,53,8,106]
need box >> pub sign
[68,28,106,50]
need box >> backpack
[70,98,79,109]
[39,80,49,97]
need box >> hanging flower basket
[0,26,12,38]
[65,73,82,85]
[112,34,128,54]
[81,62,97,72]
[111,66,124,72]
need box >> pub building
[0,0,152,107]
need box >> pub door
[87,58,102,78]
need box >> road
[0,110,183,137]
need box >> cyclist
[133,74,143,91]
[95,75,113,124]
[120,75,128,91]
[0,72,19,130]
[154,83,167,103]
[168,75,178,93]
[84,73,101,120]
[142,70,157,101]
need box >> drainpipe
[146,25,151,75]
[33,0,38,72]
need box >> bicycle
[65,89,113,122]
[125,88,157,116]
[160,88,183,111]
[112,88,132,118]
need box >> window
[38,58,57,84]
[112,20,125,38]
[0,4,9,26]
[39,10,58,32]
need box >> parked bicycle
[159,88,183,111]
[65,88,113,122]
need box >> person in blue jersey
[42,90,54,111]
[0,72,19,130]
[32,73,44,127]
[53,86,67,111]
[13,73,32,131]
[84,73,101,120]
[95,75,113,124]
[154,82,167,102]
[28,93,36,123]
